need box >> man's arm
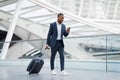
[46,23,53,46]
[63,26,70,37]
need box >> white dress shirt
[56,22,62,40]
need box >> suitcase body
[27,58,44,75]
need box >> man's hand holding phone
[66,27,70,33]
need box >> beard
[58,21,63,24]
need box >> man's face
[57,15,64,24]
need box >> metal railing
[0,34,120,71]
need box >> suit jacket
[46,22,69,48]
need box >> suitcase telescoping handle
[41,47,50,59]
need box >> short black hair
[57,13,64,17]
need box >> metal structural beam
[30,0,120,34]
[1,0,23,59]
[0,10,47,38]
[37,16,55,22]
[78,0,83,17]
[27,13,55,19]
[113,0,119,19]
[105,0,111,18]
[8,5,38,12]
[88,0,93,18]
[88,19,120,23]
[0,0,16,7]
[20,6,42,15]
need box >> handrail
[0,33,120,43]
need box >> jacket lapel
[61,24,64,35]
[55,22,58,35]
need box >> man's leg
[58,45,64,71]
[50,47,57,70]
[58,41,68,76]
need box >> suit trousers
[50,40,64,71]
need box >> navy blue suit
[46,22,69,71]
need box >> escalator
[19,49,43,59]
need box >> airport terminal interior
[0,0,120,80]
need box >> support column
[78,0,84,17]
[1,0,23,59]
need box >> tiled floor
[0,66,120,80]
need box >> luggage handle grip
[45,47,50,50]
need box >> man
[46,13,70,76]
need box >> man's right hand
[45,44,50,49]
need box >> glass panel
[0,39,46,59]
[55,36,107,71]
[107,35,120,72]
[0,36,107,71]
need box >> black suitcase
[27,58,44,75]
[27,49,49,75]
